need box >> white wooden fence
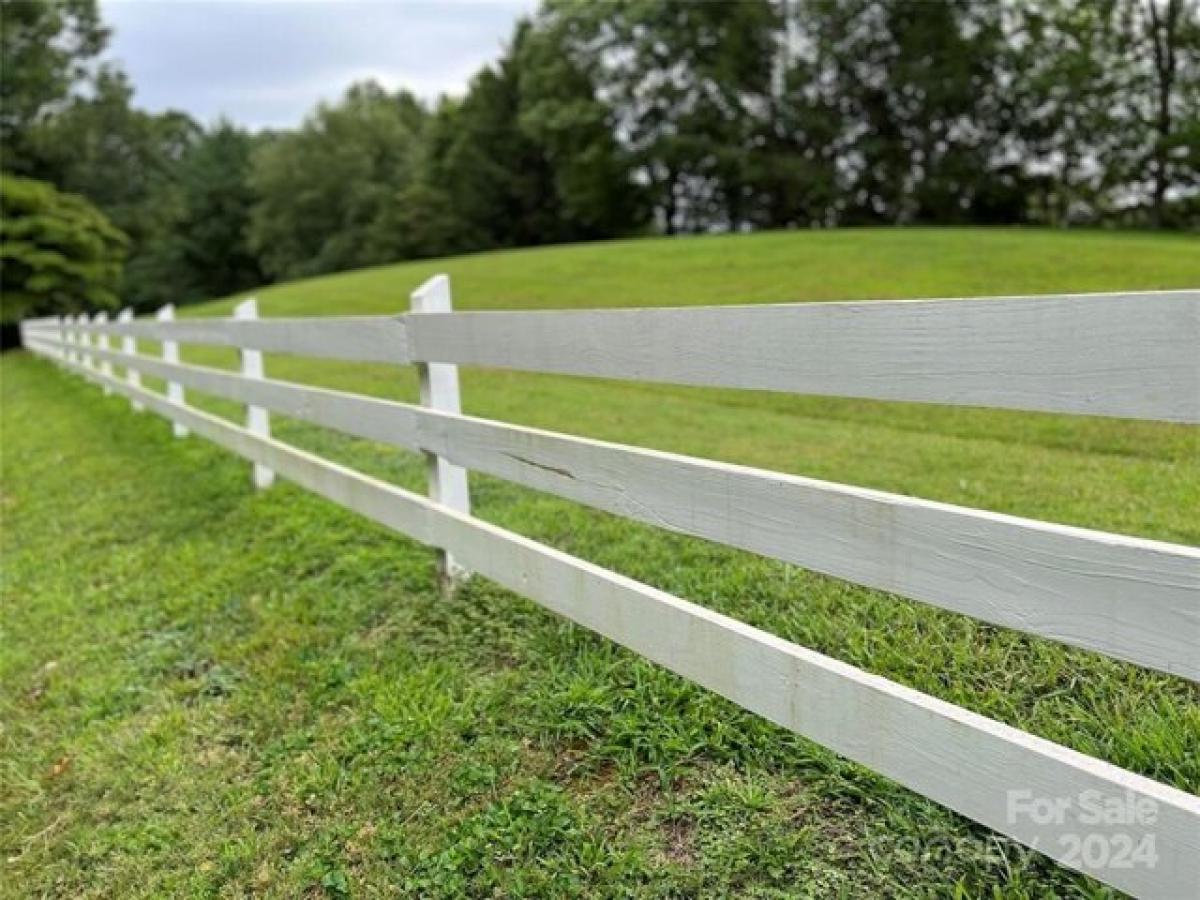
[19,283,1200,898]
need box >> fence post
[55,315,67,364]
[118,308,143,412]
[72,314,84,365]
[57,314,69,362]
[157,304,189,439]
[410,274,471,595]
[79,312,94,374]
[94,311,113,393]
[234,297,274,490]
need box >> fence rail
[28,290,1200,420]
[33,311,410,362]
[26,332,1200,680]
[20,283,1200,898]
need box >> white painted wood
[156,304,189,439]
[66,290,1200,420]
[405,291,1200,422]
[93,311,114,394]
[79,313,94,371]
[60,316,74,363]
[117,308,143,412]
[63,314,76,362]
[411,274,471,590]
[412,403,1200,682]
[30,331,1200,680]
[93,312,114,393]
[29,347,1200,898]
[25,317,59,362]
[24,336,62,362]
[21,316,59,352]
[41,318,59,359]
[92,313,411,364]
[27,317,62,363]
[73,314,85,365]
[55,316,67,366]
[234,297,274,489]
[20,315,58,330]
[46,339,423,447]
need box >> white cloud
[99,0,537,128]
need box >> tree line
[2,0,1197,324]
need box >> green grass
[2,228,1198,897]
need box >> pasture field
[2,228,1198,897]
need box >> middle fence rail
[19,283,1200,898]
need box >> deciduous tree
[0,174,127,323]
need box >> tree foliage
[3,0,1198,323]
[170,121,264,300]
[421,20,629,253]
[248,83,429,281]
[0,174,128,323]
[515,17,648,236]
[540,0,783,233]
[25,69,201,308]
[244,22,646,283]
[0,0,108,174]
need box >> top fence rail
[26,290,1200,422]
[25,314,411,364]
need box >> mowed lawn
[2,228,1198,898]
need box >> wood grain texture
[412,275,472,584]
[156,304,189,439]
[33,334,1200,680]
[80,314,411,364]
[414,403,1200,682]
[41,339,424,445]
[24,339,1200,898]
[234,298,275,489]
[405,291,1200,422]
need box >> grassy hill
[194,226,1200,317]
[3,228,1198,897]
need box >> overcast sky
[100,0,537,129]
